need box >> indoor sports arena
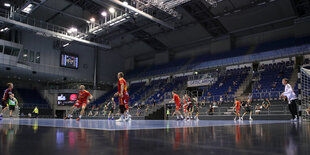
[1,0,310,154]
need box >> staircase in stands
[234,71,253,100]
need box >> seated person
[255,104,262,114]
[212,101,218,109]
[262,98,271,110]
[136,106,142,116]
[208,105,214,115]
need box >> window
[29,50,34,62]
[12,48,20,56]
[0,45,3,53]
[35,52,40,63]
[22,49,28,61]
[4,46,12,55]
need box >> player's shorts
[109,108,114,113]
[119,105,126,114]
[1,100,8,109]
[187,104,192,111]
[119,93,129,106]
[236,107,240,114]
[74,100,87,108]
[183,105,188,113]
[245,107,251,112]
[9,105,15,111]
[176,103,181,111]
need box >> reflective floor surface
[0,118,309,155]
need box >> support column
[93,47,98,99]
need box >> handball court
[0,119,310,155]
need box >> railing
[163,90,284,104]
[21,103,50,109]
[251,91,283,100]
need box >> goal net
[301,66,310,120]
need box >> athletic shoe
[112,118,114,120]
[127,114,132,121]
[234,117,236,121]
[76,118,80,121]
[249,118,253,121]
[240,117,243,121]
[108,118,110,120]
[116,118,123,122]
[64,117,70,120]
[293,118,298,121]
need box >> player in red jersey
[64,85,93,121]
[233,98,241,121]
[0,83,13,120]
[170,91,184,120]
[114,72,130,122]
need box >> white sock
[68,114,72,118]
[121,115,124,120]
[79,115,82,119]
[180,115,184,119]
[177,116,179,119]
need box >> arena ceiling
[3,0,310,58]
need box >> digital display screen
[57,93,78,106]
[60,53,79,69]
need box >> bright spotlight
[21,3,34,14]
[101,11,107,17]
[4,3,10,7]
[90,17,96,23]
[109,7,115,13]
[67,27,77,33]
[123,1,128,5]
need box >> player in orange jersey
[233,98,241,121]
[64,85,93,121]
[114,72,130,122]
[170,91,184,120]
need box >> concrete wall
[23,31,95,80]
[97,49,126,83]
